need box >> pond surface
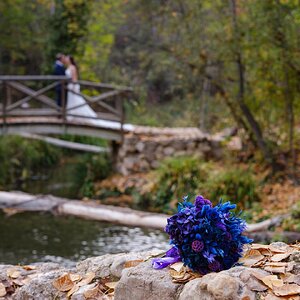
[0,212,169,267]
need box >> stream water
[0,212,169,266]
[1,158,169,266]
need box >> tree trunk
[229,0,276,170]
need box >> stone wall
[117,126,223,175]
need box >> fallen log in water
[0,191,168,229]
[0,191,293,235]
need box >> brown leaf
[261,275,284,289]
[271,252,292,262]
[52,273,74,292]
[265,262,288,267]
[83,285,103,299]
[269,244,290,253]
[124,260,143,268]
[22,265,36,271]
[67,284,79,298]
[70,273,82,282]
[239,249,265,267]
[7,268,21,279]
[285,274,300,285]
[0,282,6,297]
[273,283,300,296]
[104,281,118,290]
[169,262,184,273]
[78,272,95,287]
[251,244,271,250]
[264,266,286,274]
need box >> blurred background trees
[0,0,299,174]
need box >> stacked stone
[117,126,222,175]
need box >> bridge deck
[0,116,134,142]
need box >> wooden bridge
[0,76,133,144]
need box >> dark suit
[53,61,66,107]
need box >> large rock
[115,261,184,300]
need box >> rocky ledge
[0,242,299,300]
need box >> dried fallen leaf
[273,283,300,296]
[124,260,143,268]
[7,268,21,279]
[70,273,82,282]
[78,272,95,287]
[251,244,271,250]
[239,249,265,267]
[83,285,103,299]
[52,273,74,292]
[264,266,286,274]
[261,275,284,289]
[269,244,291,253]
[271,253,292,262]
[169,262,184,273]
[67,284,79,298]
[22,265,36,271]
[105,281,118,290]
[0,282,6,297]
[285,274,300,285]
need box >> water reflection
[0,212,169,266]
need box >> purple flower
[208,260,222,272]
[194,195,212,209]
[203,251,215,263]
[192,240,204,252]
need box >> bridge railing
[0,75,132,132]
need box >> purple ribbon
[152,247,181,269]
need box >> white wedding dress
[65,67,134,131]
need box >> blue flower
[156,194,252,274]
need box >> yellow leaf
[52,273,74,292]
[0,282,6,297]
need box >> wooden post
[2,81,7,134]
[111,140,120,172]
[61,79,66,124]
[116,96,125,144]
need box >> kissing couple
[54,53,98,123]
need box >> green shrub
[0,135,60,188]
[202,167,260,209]
[75,153,112,198]
[136,156,211,213]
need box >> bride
[65,55,134,131]
[65,55,99,124]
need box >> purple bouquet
[152,195,252,274]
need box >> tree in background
[46,0,92,72]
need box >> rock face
[1,242,299,300]
[117,126,223,175]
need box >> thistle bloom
[153,195,252,274]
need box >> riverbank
[1,242,299,299]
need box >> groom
[53,53,66,107]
